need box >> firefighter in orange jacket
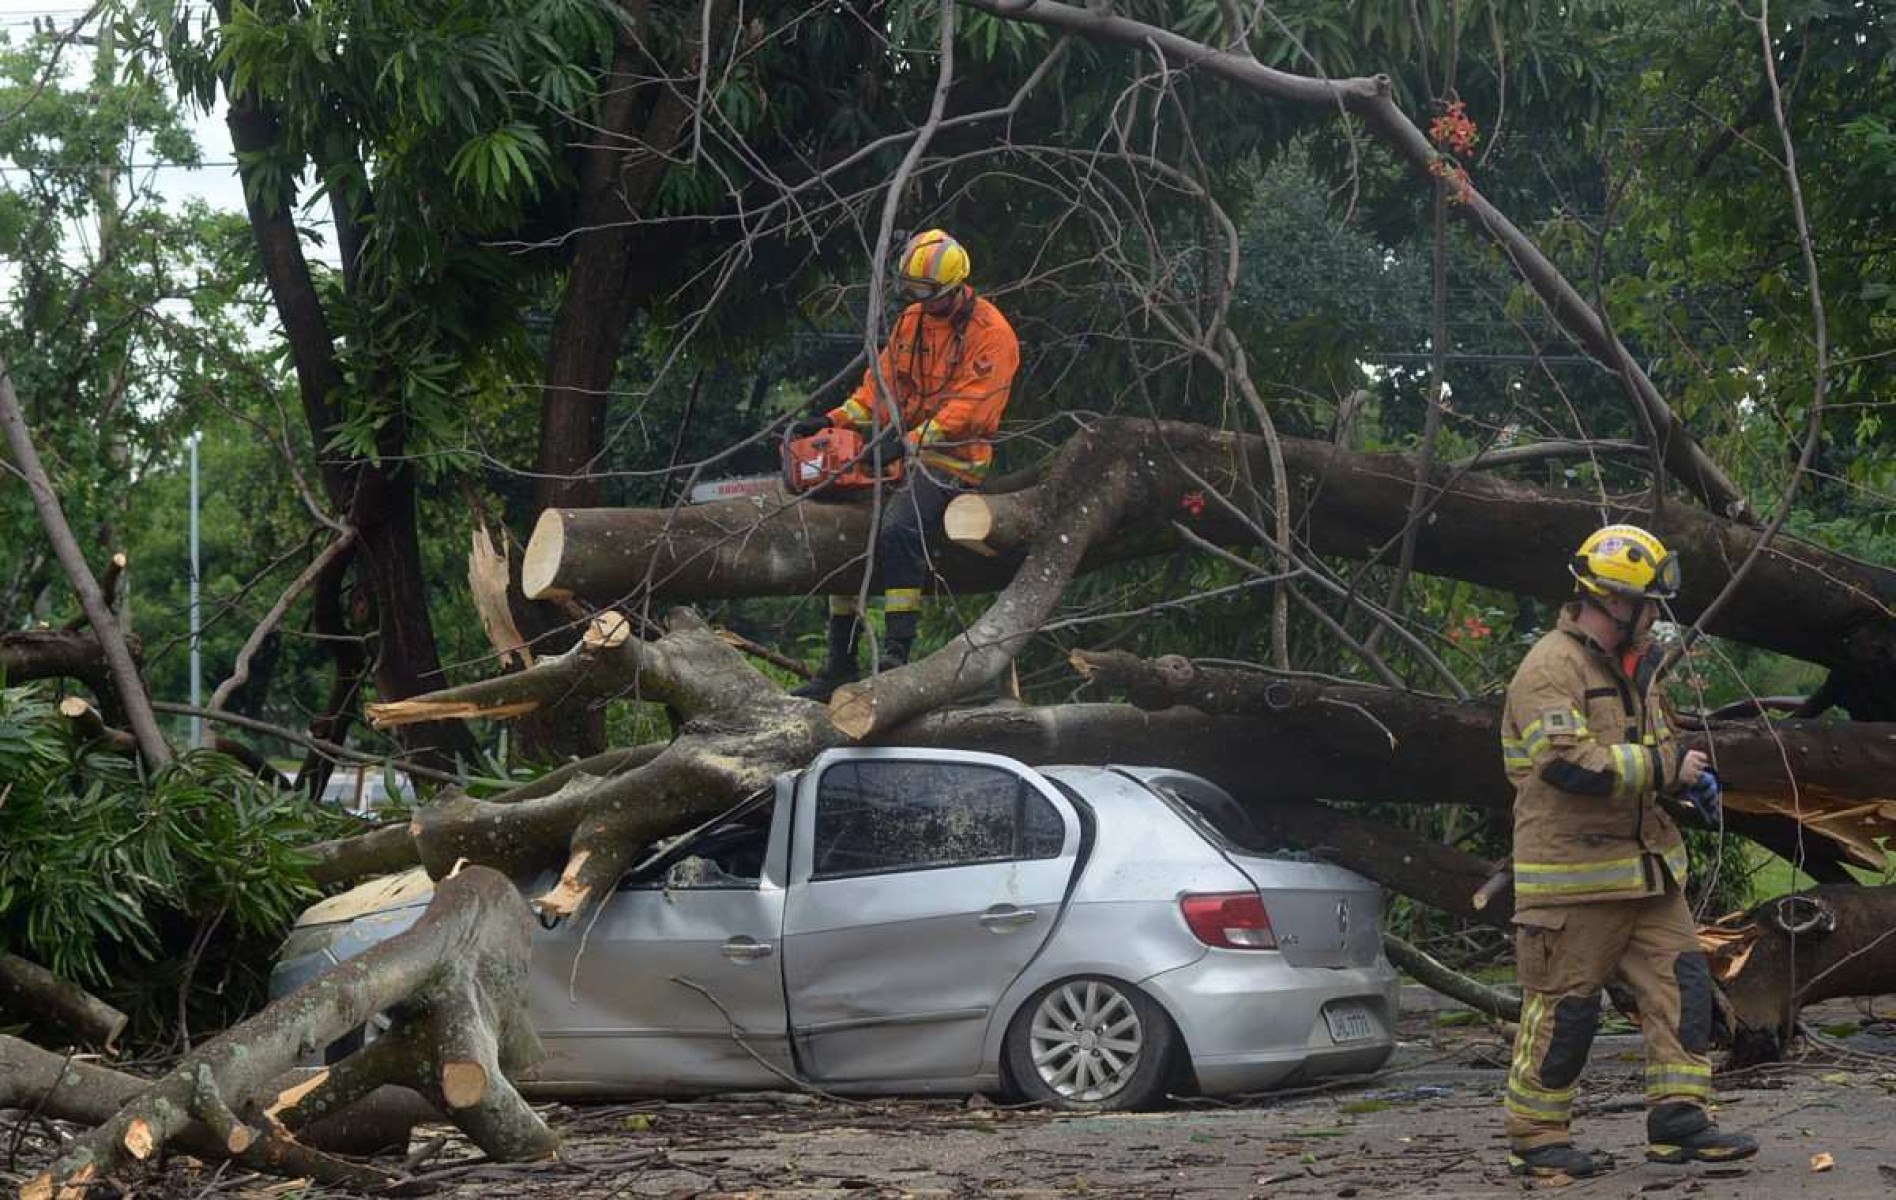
[1499,525,1757,1177]
[790,229,1020,699]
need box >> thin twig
[209,528,357,712]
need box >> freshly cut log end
[124,1118,157,1161]
[267,1069,328,1120]
[828,684,877,740]
[943,494,998,556]
[584,611,632,649]
[536,854,592,919]
[522,509,570,600]
[224,1125,256,1154]
[24,1161,94,1200]
[57,695,91,719]
[440,1061,488,1110]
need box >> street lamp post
[189,431,202,748]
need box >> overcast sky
[2,1,249,211]
[1,0,350,307]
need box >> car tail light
[1180,891,1277,950]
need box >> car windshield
[620,785,776,889]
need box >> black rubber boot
[1646,1102,1758,1164]
[877,611,917,673]
[792,615,860,700]
[1507,1144,1613,1178]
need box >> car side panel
[523,785,797,1095]
[991,768,1399,1095]
[525,884,792,1093]
[783,749,1082,1083]
[980,768,1255,1073]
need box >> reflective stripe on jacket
[1503,605,1687,904]
[828,293,1019,483]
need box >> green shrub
[0,682,348,1044]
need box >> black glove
[862,420,906,463]
[789,415,831,438]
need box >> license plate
[1323,1002,1376,1044]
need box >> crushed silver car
[274,748,1398,1110]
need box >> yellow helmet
[895,229,970,301]
[1569,524,1680,600]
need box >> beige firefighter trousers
[1504,887,1716,1150]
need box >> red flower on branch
[1180,490,1206,518]
[1447,614,1493,647]
[1430,99,1479,159]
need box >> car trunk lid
[1219,855,1384,969]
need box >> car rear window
[1137,777,1322,862]
[811,759,1065,879]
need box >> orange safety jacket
[826,292,1019,484]
[1502,605,1689,906]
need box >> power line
[0,161,239,172]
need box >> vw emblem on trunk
[1336,899,1351,937]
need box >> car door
[781,749,1081,1082]
[528,781,796,1092]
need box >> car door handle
[978,906,1038,932]
[721,936,774,962]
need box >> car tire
[1003,976,1179,1112]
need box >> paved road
[492,999,1896,1199]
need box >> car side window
[811,760,1065,880]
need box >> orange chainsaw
[781,425,904,496]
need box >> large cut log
[25,866,554,1197]
[1705,886,1896,1063]
[1070,650,1895,875]
[523,421,1896,716]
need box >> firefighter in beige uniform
[1501,525,1758,1177]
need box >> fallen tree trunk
[24,866,553,1197]
[0,953,127,1049]
[369,610,838,917]
[0,630,137,689]
[523,421,1896,716]
[1707,885,1896,1064]
[1072,650,1892,876]
[0,1035,434,1170]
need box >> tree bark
[534,0,732,514]
[0,953,127,1049]
[1071,650,1886,876]
[525,421,1896,714]
[1383,934,1522,1021]
[0,1035,428,1186]
[0,629,137,691]
[1711,886,1896,1063]
[215,0,475,772]
[370,610,837,918]
[0,360,170,765]
[24,866,553,1198]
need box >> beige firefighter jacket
[1502,605,1689,905]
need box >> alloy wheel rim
[1028,980,1144,1101]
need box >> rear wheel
[1004,976,1178,1112]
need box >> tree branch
[0,357,171,765]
